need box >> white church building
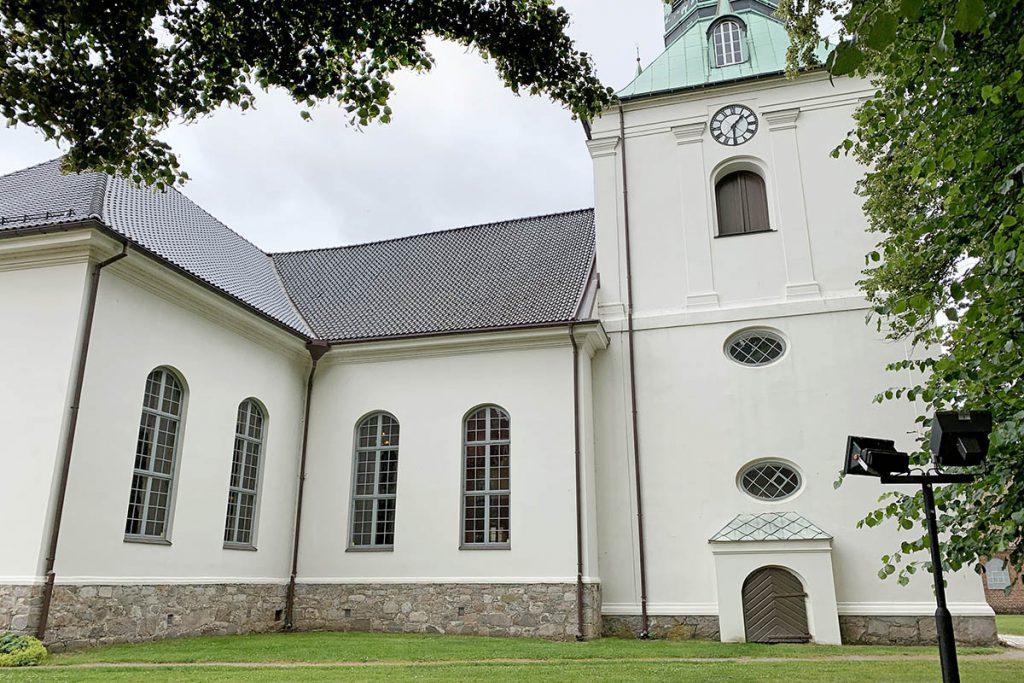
[0,0,997,648]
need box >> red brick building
[982,554,1024,614]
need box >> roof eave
[617,64,827,104]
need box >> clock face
[710,105,758,146]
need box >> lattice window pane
[713,20,744,67]
[741,463,801,501]
[462,406,511,545]
[225,399,266,546]
[727,331,786,366]
[350,413,400,547]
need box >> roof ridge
[0,156,65,181]
[269,207,595,257]
[266,255,317,338]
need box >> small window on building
[125,368,185,540]
[224,399,265,548]
[985,558,1012,590]
[716,170,770,236]
[726,329,787,366]
[712,20,745,67]
[740,462,802,501]
[350,412,400,548]
[462,405,510,547]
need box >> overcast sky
[0,1,666,252]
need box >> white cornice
[709,539,833,555]
[763,106,801,131]
[0,228,121,272]
[586,136,621,159]
[572,321,609,358]
[296,576,600,585]
[602,602,719,616]
[320,324,593,365]
[107,255,309,362]
[671,120,707,145]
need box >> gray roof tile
[1,160,595,341]
[271,210,595,341]
[710,512,832,542]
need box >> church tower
[585,0,994,645]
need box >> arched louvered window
[462,405,510,547]
[125,368,185,541]
[224,399,266,548]
[712,20,745,67]
[350,412,400,548]
[716,170,770,236]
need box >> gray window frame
[124,367,186,544]
[711,19,745,67]
[347,411,400,551]
[725,328,788,367]
[738,460,803,502]
[223,398,267,550]
[460,405,511,550]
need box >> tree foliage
[0,1,613,186]
[781,0,1024,588]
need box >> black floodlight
[930,410,992,468]
[844,436,911,476]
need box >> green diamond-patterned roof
[710,512,832,542]
[618,3,828,100]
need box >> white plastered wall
[0,232,97,583]
[587,72,991,624]
[52,250,309,584]
[298,329,595,585]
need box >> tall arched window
[350,412,400,548]
[224,399,266,548]
[125,368,185,541]
[712,20,744,67]
[462,405,510,547]
[716,170,770,236]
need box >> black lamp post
[844,410,992,683]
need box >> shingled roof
[272,210,595,341]
[0,159,596,342]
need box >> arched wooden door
[742,567,810,643]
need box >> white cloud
[0,1,665,251]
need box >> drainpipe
[36,240,130,640]
[284,340,330,630]
[619,102,650,639]
[570,324,586,640]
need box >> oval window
[726,330,786,366]
[739,462,801,501]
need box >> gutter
[284,340,331,630]
[619,103,650,638]
[36,238,130,640]
[618,66,826,105]
[569,323,586,640]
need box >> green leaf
[865,12,898,51]
[900,0,924,19]
[954,0,986,33]
[829,42,865,77]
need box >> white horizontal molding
[297,576,600,585]
[837,602,995,617]
[0,225,120,272]
[601,293,869,332]
[602,602,719,616]
[709,539,833,555]
[0,576,47,586]
[54,576,289,586]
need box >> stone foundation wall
[838,615,998,646]
[601,614,720,640]
[292,582,602,640]
[0,585,42,634]
[42,583,289,650]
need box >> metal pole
[922,482,959,683]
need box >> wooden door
[742,567,811,643]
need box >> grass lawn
[0,632,1017,682]
[996,614,1024,635]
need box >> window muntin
[224,399,265,547]
[349,413,399,548]
[462,406,510,547]
[727,330,786,366]
[985,558,1012,590]
[125,368,184,540]
[712,20,744,67]
[716,170,770,236]
[740,462,802,501]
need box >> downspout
[570,324,586,641]
[619,102,650,638]
[284,340,330,630]
[36,240,130,640]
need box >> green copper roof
[710,512,832,542]
[619,1,827,100]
